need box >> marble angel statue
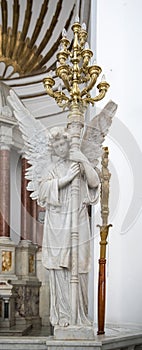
[8,90,117,327]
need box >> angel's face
[53,138,69,159]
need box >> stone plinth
[54,325,95,340]
[14,240,41,328]
[12,280,41,328]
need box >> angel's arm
[82,157,99,188]
[70,150,99,188]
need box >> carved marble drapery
[36,205,44,247]
[0,145,10,237]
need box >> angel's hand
[58,162,80,189]
[66,162,80,181]
[69,150,88,165]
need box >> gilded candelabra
[43,17,109,115]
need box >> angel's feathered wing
[81,100,118,167]
[7,90,51,200]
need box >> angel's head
[48,127,71,159]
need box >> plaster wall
[93,0,142,326]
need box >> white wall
[93,0,142,326]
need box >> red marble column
[0,146,10,237]
[31,199,37,244]
[21,156,32,241]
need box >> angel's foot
[59,318,69,327]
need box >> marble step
[0,338,47,350]
[0,324,32,336]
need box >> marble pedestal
[54,325,95,340]
[12,279,41,328]
[13,240,41,328]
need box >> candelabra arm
[81,76,98,97]
[56,65,71,92]
[92,89,107,102]
[43,77,56,99]
[84,90,106,106]
[81,65,102,97]
[84,81,110,105]
[44,85,55,98]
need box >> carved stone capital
[0,144,11,151]
[0,121,24,151]
[0,123,13,148]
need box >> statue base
[54,325,95,340]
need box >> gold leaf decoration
[0,0,77,79]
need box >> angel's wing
[7,90,51,200]
[81,100,118,167]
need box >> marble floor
[0,325,142,350]
[0,323,142,337]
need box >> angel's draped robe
[38,158,99,325]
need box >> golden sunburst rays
[0,0,75,79]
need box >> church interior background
[0,0,142,347]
